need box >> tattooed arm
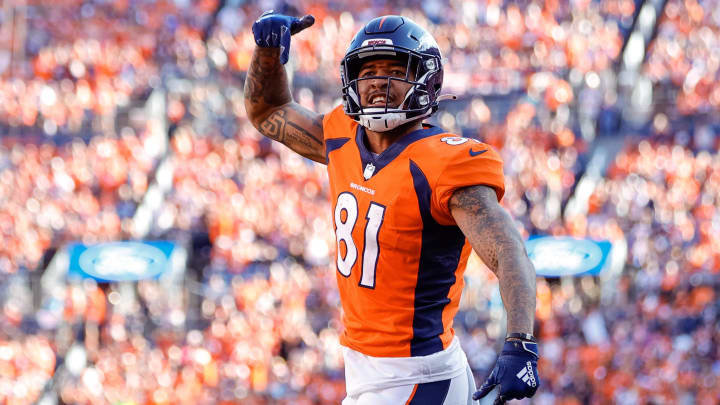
[244,47,326,164]
[450,185,536,335]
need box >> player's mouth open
[368,94,392,107]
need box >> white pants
[342,364,476,405]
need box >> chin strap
[358,111,408,132]
[356,95,453,132]
[437,94,457,102]
[358,108,434,132]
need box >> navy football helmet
[340,16,444,132]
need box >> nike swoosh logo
[469,149,488,157]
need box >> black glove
[251,10,315,64]
[474,340,539,404]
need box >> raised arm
[244,12,326,164]
[449,185,536,335]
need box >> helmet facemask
[341,46,442,132]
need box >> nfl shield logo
[363,163,376,180]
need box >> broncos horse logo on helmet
[340,16,444,132]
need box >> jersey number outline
[334,192,386,289]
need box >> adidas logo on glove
[516,361,537,387]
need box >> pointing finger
[291,15,315,35]
[473,382,497,400]
[492,394,507,405]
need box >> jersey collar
[355,125,445,180]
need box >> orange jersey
[322,105,505,358]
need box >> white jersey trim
[342,336,469,397]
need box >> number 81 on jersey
[334,192,386,289]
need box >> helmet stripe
[378,16,387,30]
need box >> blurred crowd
[0,121,163,275]
[644,0,720,115]
[1,0,719,404]
[164,122,333,271]
[43,264,345,405]
[527,138,720,405]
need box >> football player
[245,12,540,404]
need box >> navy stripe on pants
[407,379,451,404]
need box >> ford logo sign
[526,236,609,277]
[78,242,168,281]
